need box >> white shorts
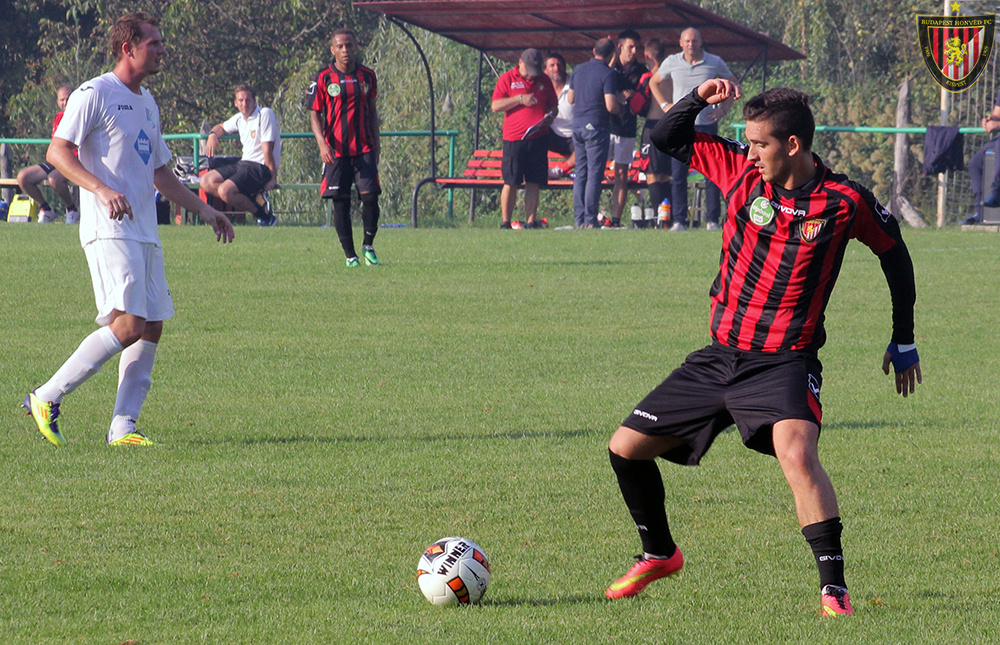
[609,135,637,166]
[84,239,174,326]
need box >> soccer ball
[417,537,491,605]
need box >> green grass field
[1,222,998,644]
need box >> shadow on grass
[481,593,606,607]
[821,420,892,431]
[533,259,627,266]
[187,427,604,446]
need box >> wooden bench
[411,149,649,226]
[1,177,20,201]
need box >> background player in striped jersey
[604,78,921,616]
[307,27,382,267]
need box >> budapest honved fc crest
[800,218,825,242]
[917,10,995,92]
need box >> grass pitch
[1,222,998,644]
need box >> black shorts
[38,162,56,175]
[640,120,673,176]
[321,152,381,199]
[622,343,823,465]
[216,160,272,197]
[544,131,573,158]
[501,138,548,186]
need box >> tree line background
[1,0,997,226]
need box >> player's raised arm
[696,78,740,105]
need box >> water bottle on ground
[631,204,644,228]
[658,198,671,229]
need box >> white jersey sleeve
[222,112,241,135]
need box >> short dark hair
[545,52,566,67]
[594,37,616,59]
[743,88,815,151]
[644,38,667,64]
[332,27,357,41]
[234,84,256,99]
[110,12,159,61]
[617,29,641,43]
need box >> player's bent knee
[218,182,244,203]
[609,425,664,460]
[16,167,38,187]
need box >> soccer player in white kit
[23,12,235,446]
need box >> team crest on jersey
[134,130,152,165]
[146,107,156,129]
[360,82,369,96]
[328,83,341,96]
[749,196,775,226]
[800,218,825,242]
[917,10,995,92]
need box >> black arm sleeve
[650,89,709,164]
[878,242,916,345]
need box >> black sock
[802,517,846,589]
[39,202,51,211]
[360,194,380,247]
[648,181,670,209]
[647,184,661,210]
[332,199,356,258]
[66,201,77,211]
[609,449,676,557]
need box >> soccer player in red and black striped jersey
[307,27,382,267]
[604,79,922,616]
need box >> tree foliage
[2,0,996,224]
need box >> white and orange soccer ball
[417,537,491,605]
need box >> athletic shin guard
[332,199,356,258]
[802,517,846,589]
[609,449,677,557]
[360,194,380,247]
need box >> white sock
[110,340,158,439]
[107,415,136,443]
[35,327,123,403]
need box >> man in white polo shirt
[201,84,281,226]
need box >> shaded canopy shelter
[354,0,805,224]
[356,0,804,66]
